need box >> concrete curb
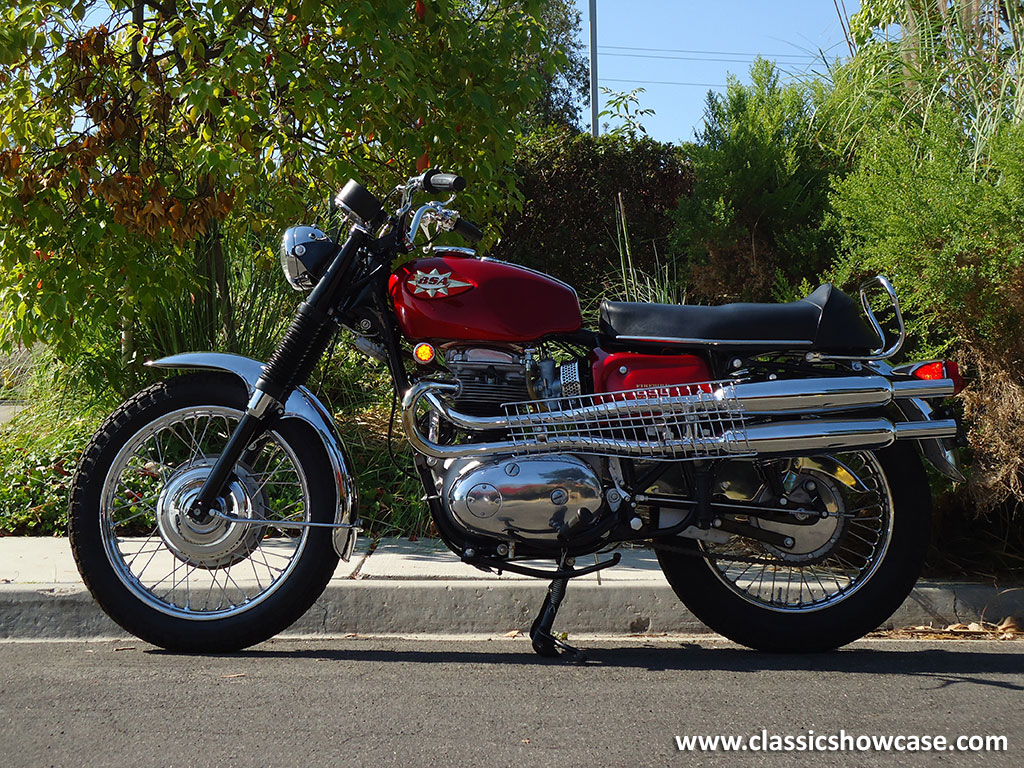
[2,580,1022,641]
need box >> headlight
[279,226,336,291]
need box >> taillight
[913,360,964,395]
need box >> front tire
[68,373,340,652]
[655,445,930,652]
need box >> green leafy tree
[0,0,548,391]
[524,0,588,129]
[841,0,1024,162]
[670,58,844,303]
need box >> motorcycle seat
[599,284,880,352]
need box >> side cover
[145,352,360,561]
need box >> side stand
[529,576,587,663]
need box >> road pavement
[0,636,1020,768]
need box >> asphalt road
[0,636,1020,768]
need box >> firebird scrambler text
[675,730,1008,753]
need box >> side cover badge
[407,268,474,299]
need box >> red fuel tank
[389,255,583,342]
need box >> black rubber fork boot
[529,577,587,663]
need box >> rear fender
[145,352,360,560]
[869,360,964,482]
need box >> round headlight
[279,226,336,291]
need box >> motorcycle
[68,170,963,659]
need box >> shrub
[488,126,691,294]
[670,59,846,303]
[830,109,1024,513]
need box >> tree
[670,59,844,303]
[521,0,588,130]
[0,0,549,390]
[844,0,1024,160]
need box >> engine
[442,455,604,541]
[445,347,530,417]
[433,345,714,543]
[435,345,602,543]
[444,345,586,417]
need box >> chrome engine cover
[443,455,604,542]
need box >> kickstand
[529,575,587,663]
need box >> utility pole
[589,0,598,137]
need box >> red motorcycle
[68,171,963,659]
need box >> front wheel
[655,445,930,652]
[68,373,340,652]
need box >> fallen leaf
[503,630,522,638]
[997,616,1020,633]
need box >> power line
[595,44,818,59]
[603,77,726,87]
[598,51,807,64]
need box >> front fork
[187,230,365,521]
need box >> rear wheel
[68,373,340,652]
[655,445,930,652]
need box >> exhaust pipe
[721,375,955,415]
[402,380,958,460]
[722,418,958,457]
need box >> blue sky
[572,1,860,143]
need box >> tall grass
[828,0,1024,167]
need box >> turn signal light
[413,342,436,364]
[913,360,965,395]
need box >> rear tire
[68,373,340,652]
[655,445,930,652]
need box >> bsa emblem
[407,268,474,299]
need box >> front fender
[145,352,360,561]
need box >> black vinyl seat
[599,284,879,352]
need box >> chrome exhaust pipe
[405,375,956,436]
[722,417,958,457]
[721,375,955,415]
[401,380,959,460]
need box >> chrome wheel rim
[701,452,894,613]
[100,406,312,620]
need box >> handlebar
[422,169,466,193]
[453,217,483,244]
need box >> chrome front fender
[145,352,360,561]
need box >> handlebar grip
[454,217,484,244]
[423,169,467,193]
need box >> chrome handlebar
[404,201,460,249]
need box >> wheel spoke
[99,404,313,621]
[699,451,893,612]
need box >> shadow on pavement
[152,641,1024,690]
